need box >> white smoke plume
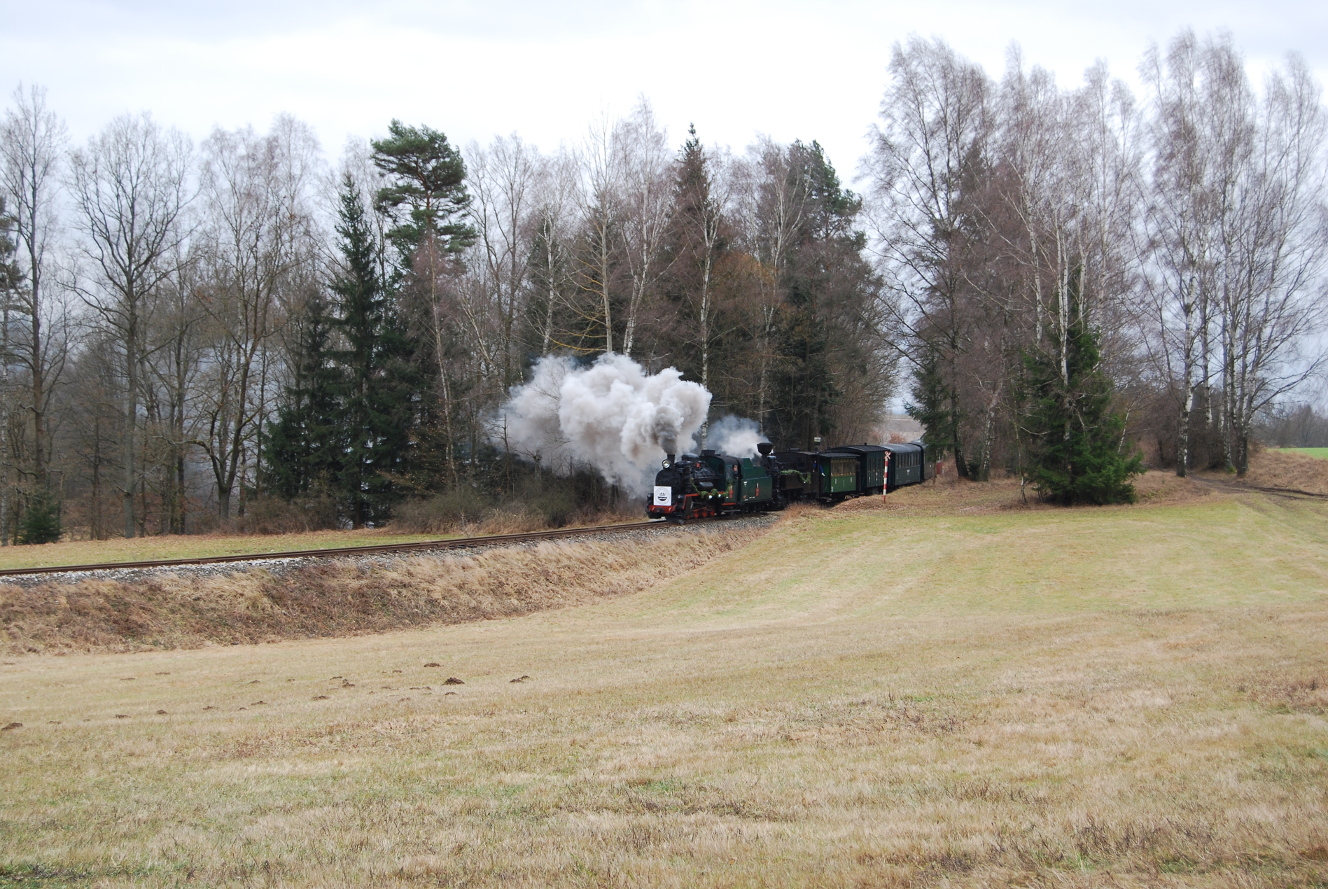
[705,415,766,458]
[493,354,711,493]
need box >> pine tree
[1021,272,1142,505]
[371,121,476,489]
[370,120,474,258]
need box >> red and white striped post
[882,451,891,503]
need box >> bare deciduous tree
[194,117,321,518]
[1144,32,1328,475]
[68,113,191,537]
[0,84,70,524]
[613,99,673,358]
[464,133,544,392]
[865,36,993,475]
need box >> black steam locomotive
[647,440,935,523]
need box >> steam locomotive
[647,440,935,523]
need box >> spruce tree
[1021,272,1142,505]
[331,175,416,528]
[661,125,727,394]
[907,342,966,472]
[264,291,343,500]
[17,492,61,545]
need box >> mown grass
[1,479,1326,887]
[0,528,453,571]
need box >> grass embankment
[1229,448,1328,494]
[2,474,1327,887]
[0,526,768,654]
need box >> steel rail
[0,520,670,579]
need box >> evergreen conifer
[264,291,343,500]
[1021,271,1142,505]
[17,492,61,545]
[331,175,417,528]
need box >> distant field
[1,478,1326,887]
[1277,447,1328,460]
[0,527,454,571]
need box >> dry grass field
[2,473,1327,887]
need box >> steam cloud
[493,354,712,493]
[705,415,765,458]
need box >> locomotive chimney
[756,441,773,456]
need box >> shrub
[236,495,341,535]
[17,493,62,545]
[391,488,491,533]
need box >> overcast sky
[3,0,1327,176]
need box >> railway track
[0,520,674,580]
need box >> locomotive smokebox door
[653,486,672,507]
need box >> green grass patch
[1273,447,1328,460]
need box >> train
[647,439,936,523]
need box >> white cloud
[3,0,1325,175]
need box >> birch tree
[1144,32,1327,475]
[613,99,673,358]
[865,37,993,475]
[1219,54,1328,472]
[464,134,543,392]
[732,137,806,427]
[576,113,623,354]
[527,147,581,357]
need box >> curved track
[0,520,671,579]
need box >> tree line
[871,33,1328,488]
[0,93,887,538]
[0,29,1324,540]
